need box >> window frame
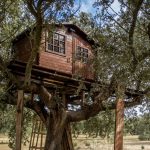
[46,32,66,55]
[76,46,88,63]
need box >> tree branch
[1,91,48,124]
[67,87,111,122]
[128,0,144,67]
[26,0,38,18]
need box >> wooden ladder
[29,116,46,150]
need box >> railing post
[16,90,24,150]
[114,99,124,150]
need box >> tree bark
[44,109,73,150]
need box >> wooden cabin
[11,24,95,89]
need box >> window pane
[59,35,65,41]
[83,58,87,63]
[81,47,84,52]
[54,46,59,52]
[48,44,53,51]
[60,41,64,48]
[76,52,80,57]
[47,32,65,54]
[77,46,81,51]
[60,48,65,54]
[54,40,59,46]
[84,48,88,52]
[85,53,88,57]
[76,46,88,63]
[76,53,81,60]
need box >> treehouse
[11,23,95,90]
[9,24,96,149]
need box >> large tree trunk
[44,109,74,150]
[61,124,74,150]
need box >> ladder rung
[29,116,46,149]
[30,146,44,149]
[31,132,46,134]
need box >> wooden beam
[114,99,124,150]
[16,90,24,150]
[81,91,86,107]
[62,91,67,108]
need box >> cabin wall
[39,28,73,74]
[14,26,94,80]
[13,36,33,62]
[72,33,94,79]
[39,27,94,79]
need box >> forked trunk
[61,124,74,150]
[44,110,74,150]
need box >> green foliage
[139,134,150,141]
[0,0,33,60]
[72,2,150,139]
[72,110,115,138]
[8,107,34,149]
[125,109,150,141]
[0,101,34,149]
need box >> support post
[114,99,124,150]
[62,91,67,108]
[16,90,24,150]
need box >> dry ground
[0,134,150,150]
[73,135,150,150]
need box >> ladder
[29,116,46,150]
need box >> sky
[79,0,120,14]
[79,0,95,13]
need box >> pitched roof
[62,23,95,45]
[12,23,95,45]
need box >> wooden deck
[8,61,94,91]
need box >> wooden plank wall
[14,37,33,62]
[39,28,72,74]
[39,27,94,79]
[14,26,94,79]
[73,33,94,79]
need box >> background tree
[71,0,150,149]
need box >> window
[47,33,65,54]
[76,46,88,63]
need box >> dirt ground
[0,135,150,150]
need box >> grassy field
[0,135,150,150]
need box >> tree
[0,0,149,150]
[91,0,150,149]
[72,0,150,147]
